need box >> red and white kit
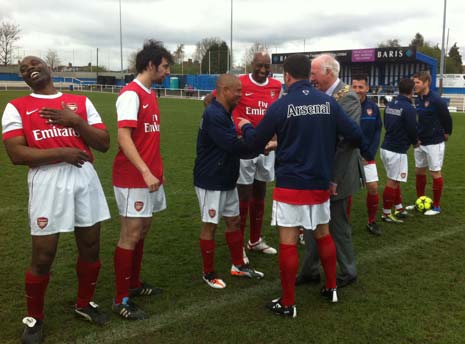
[2,92,110,234]
[234,74,282,183]
[112,79,166,216]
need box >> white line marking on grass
[78,224,465,344]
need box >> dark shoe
[21,317,43,344]
[336,276,357,288]
[381,213,404,224]
[265,298,297,318]
[295,274,321,286]
[129,281,163,297]
[366,222,382,236]
[112,297,148,320]
[395,210,412,219]
[75,301,110,326]
[320,287,338,303]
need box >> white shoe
[405,204,415,211]
[203,272,226,289]
[424,207,441,216]
[247,238,277,254]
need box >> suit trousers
[300,196,357,281]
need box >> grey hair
[313,53,340,77]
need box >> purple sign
[352,49,375,62]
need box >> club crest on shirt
[134,201,144,212]
[367,108,373,116]
[37,217,48,229]
[270,90,276,98]
[65,103,78,112]
[424,101,429,108]
[208,209,216,218]
[401,172,407,178]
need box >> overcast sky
[1,0,464,71]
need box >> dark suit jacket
[330,80,365,201]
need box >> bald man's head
[19,55,53,91]
[251,51,271,83]
[215,74,242,111]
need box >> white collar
[325,78,341,96]
[30,92,63,99]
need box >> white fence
[1,82,465,111]
[0,82,211,100]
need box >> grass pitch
[0,91,464,344]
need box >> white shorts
[271,200,330,230]
[114,185,167,217]
[237,151,275,185]
[414,142,445,172]
[195,187,239,224]
[363,162,379,183]
[380,149,408,182]
[28,162,110,236]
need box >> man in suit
[296,53,363,288]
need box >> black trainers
[265,298,297,318]
[129,281,163,297]
[381,213,404,224]
[231,264,264,279]
[320,287,338,303]
[394,210,411,219]
[75,301,110,326]
[21,317,43,344]
[366,222,382,236]
[112,297,148,320]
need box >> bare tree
[0,21,21,65]
[45,49,61,71]
[244,42,269,66]
[193,37,222,62]
[173,44,185,64]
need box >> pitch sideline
[78,223,465,343]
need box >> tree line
[1,20,463,75]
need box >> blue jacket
[381,95,417,153]
[415,90,453,145]
[193,99,256,191]
[360,98,382,159]
[242,80,364,191]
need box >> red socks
[25,271,50,320]
[279,244,298,306]
[316,234,337,289]
[383,186,397,215]
[76,258,101,308]
[366,193,379,224]
[249,198,264,244]
[394,187,404,211]
[114,246,133,304]
[200,239,215,274]
[130,239,145,289]
[225,230,244,266]
[416,174,427,198]
[239,200,249,238]
[432,177,443,208]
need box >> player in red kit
[234,53,282,259]
[112,40,173,320]
[2,56,111,343]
